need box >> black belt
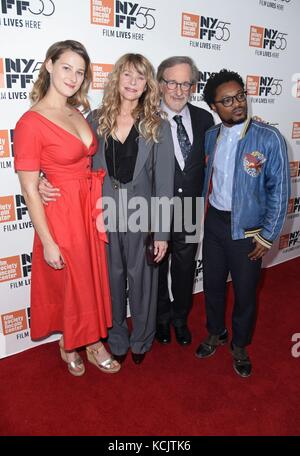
[209,204,231,223]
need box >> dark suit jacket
[174,102,214,199]
[172,103,214,235]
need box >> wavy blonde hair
[97,53,162,143]
[30,40,92,112]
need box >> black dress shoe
[195,329,228,358]
[131,352,146,364]
[112,353,127,364]
[230,343,252,378]
[156,323,171,344]
[174,325,192,345]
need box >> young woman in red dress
[14,40,120,376]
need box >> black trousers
[157,229,198,327]
[203,205,262,347]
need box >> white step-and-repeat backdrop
[1,0,300,357]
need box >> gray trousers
[106,181,159,355]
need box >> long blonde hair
[97,53,162,143]
[30,40,92,112]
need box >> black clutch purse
[145,232,156,266]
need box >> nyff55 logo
[90,0,156,30]
[246,76,283,96]
[249,26,287,50]
[0,57,41,89]
[181,13,230,41]
[0,0,55,16]
[288,197,300,214]
[259,0,292,12]
[279,231,300,249]
[193,71,215,95]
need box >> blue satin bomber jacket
[203,118,291,248]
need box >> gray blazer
[87,111,175,241]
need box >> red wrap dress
[14,111,112,350]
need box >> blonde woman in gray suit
[89,53,174,364]
[41,53,174,365]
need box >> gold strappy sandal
[59,340,85,377]
[86,344,121,374]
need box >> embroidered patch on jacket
[243,151,266,177]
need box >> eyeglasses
[162,78,193,92]
[214,91,247,107]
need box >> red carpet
[1,257,300,436]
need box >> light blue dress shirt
[209,122,245,211]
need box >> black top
[106,125,139,184]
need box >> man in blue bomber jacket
[195,69,290,377]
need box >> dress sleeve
[14,118,41,171]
